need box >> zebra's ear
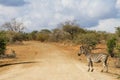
[80,45,84,49]
[80,46,81,49]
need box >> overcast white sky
[0,0,120,33]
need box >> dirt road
[0,42,117,80]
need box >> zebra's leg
[88,62,91,72]
[101,67,104,72]
[101,60,108,72]
[101,61,106,72]
[101,63,105,72]
[105,64,108,72]
[104,60,108,72]
[90,61,94,72]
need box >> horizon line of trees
[0,19,120,58]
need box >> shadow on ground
[0,61,39,67]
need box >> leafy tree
[36,33,49,42]
[29,30,38,40]
[76,33,99,49]
[40,29,51,34]
[36,29,51,42]
[62,21,85,40]
[50,29,71,42]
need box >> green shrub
[0,37,7,55]
[75,33,99,49]
[29,31,38,40]
[115,45,120,58]
[107,37,116,57]
[36,33,50,42]
[50,29,71,42]
[12,32,30,41]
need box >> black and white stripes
[78,46,109,72]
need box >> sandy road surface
[0,42,117,80]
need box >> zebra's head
[78,46,90,56]
[78,46,85,56]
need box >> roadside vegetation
[0,19,120,68]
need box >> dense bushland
[0,19,120,58]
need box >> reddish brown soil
[0,41,119,80]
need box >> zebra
[78,46,109,72]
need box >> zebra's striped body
[78,46,109,72]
